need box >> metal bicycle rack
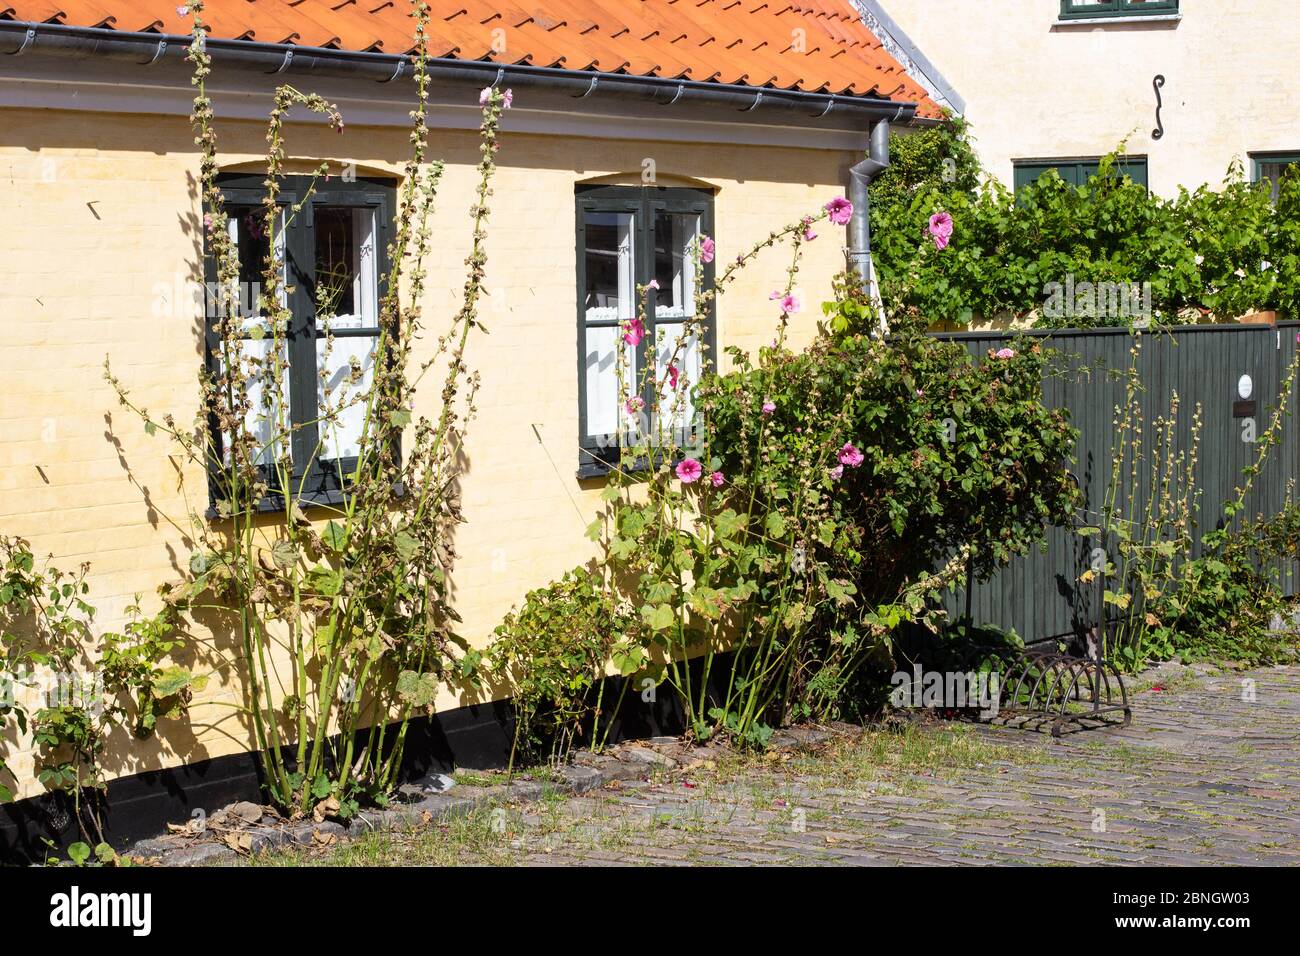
[991,648,1132,736]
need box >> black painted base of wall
[1,667,698,865]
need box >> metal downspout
[847,114,899,336]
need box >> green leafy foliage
[870,120,1300,327]
[483,568,643,766]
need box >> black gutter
[0,21,919,128]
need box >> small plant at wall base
[104,2,504,819]
[0,536,193,858]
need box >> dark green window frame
[1013,156,1148,192]
[204,173,397,513]
[1059,1,1178,20]
[1250,152,1300,203]
[575,185,716,478]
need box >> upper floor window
[1251,153,1300,203]
[205,173,395,510]
[1059,0,1178,20]
[1013,156,1148,192]
[575,185,715,477]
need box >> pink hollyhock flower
[203,213,213,230]
[929,211,953,250]
[647,278,660,290]
[915,389,924,398]
[502,89,514,109]
[177,5,190,16]
[825,196,853,226]
[779,293,801,315]
[699,236,715,264]
[479,87,492,106]
[625,396,645,416]
[623,317,645,346]
[994,347,1016,359]
[668,364,680,390]
[804,227,817,242]
[838,442,865,468]
[769,290,783,300]
[829,464,844,480]
[710,471,725,488]
[762,401,776,415]
[675,458,703,483]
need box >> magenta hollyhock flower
[623,317,645,346]
[762,401,776,415]
[780,293,801,315]
[994,347,1016,359]
[668,364,680,390]
[676,458,703,483]
[829,464,844,480]
[699,235,715,264]
[710,471,725,488]
[625,396,645,416]
[825,197,853,226]
[838,442,865,468]
[804,227,817,242]
[929,211,953,250]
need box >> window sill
[205,482,406,521]
[1053,14,1180,28]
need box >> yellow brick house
[0,0,940,851]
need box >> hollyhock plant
[779,293,801,315]
[675,458,703,483]
[699,235,715,264]
[762,400,776,415]
[623,317,645,346]
[929,211,953,250]
[709,471,725,488]
[838,442,864,468]
[825,196,853,226]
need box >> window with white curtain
[205,174,394,510]
[575,185,715,476]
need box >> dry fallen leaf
[225,832,253,854]
[313,795,341,823]
[312,829,338,846]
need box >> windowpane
[583,210,636,444]
[221,208,288,467]
[315,207,378,329]
[653,211,701,436]
[1259,160,1299,203]
[653,212,699,321]
[316,334,377,462]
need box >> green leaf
[389,408,413,428]
[67,842,91,865]
[395,670,438,708]
[271,539,298,569]
[321,521,348,553]
[152,665,197,699]
[393,530,419,561]
[641,603,676,632]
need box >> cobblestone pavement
[490,664,1300,866]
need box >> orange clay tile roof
[1,0,942,117]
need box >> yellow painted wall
[0,105,851,795]
[882,0,1300,195]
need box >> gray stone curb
[133,753,662,867]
